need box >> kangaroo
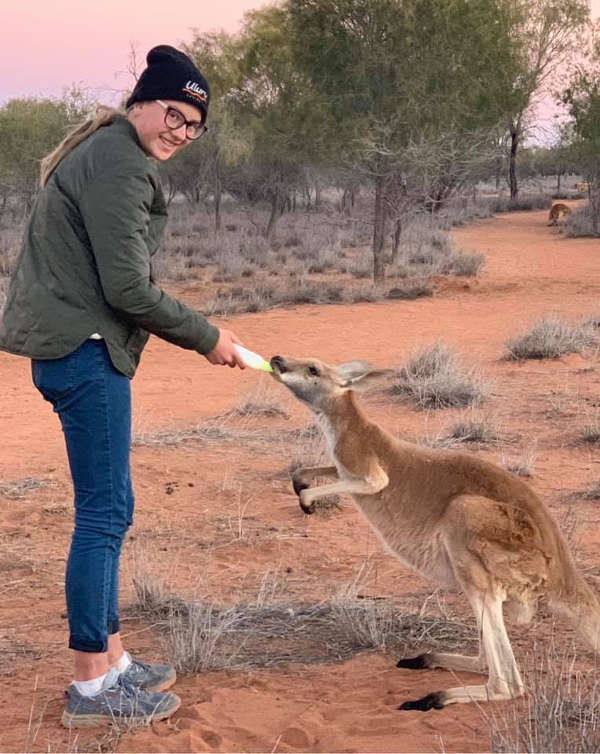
[270,355,600,711]
[547,203,571,226]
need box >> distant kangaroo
[270,355,600,711]
[547,203,571,226]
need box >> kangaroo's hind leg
[398,582,524,710]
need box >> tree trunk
[391,216,402,265]
[214,160,222,233]
[509,121,520,200]
[556,173,561,194]
[372,174,387,284]
[304,185,311,211]
[591,189,600,237]
[341,188,350,215]
[265,189,279,241]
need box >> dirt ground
[1,204,600,753]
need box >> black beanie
[126,45,210,122]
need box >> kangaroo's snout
[270,355,287,373]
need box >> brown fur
[270,355,600,710]
[547,203,571,226]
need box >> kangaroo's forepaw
[292,476,309,497]
[396,654,429,670]
[398,692,445,711]
[299,498,315,515]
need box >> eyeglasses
[156,100,207,140]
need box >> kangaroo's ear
[337,361,395,390]
[337,361,373,382]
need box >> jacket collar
[112,115,153,160]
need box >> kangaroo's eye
[308,366,320,377]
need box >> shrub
[437,250,485,277]
[447,417,499,444]
[394,222,485,278]
[565,205,600,238]
[384,281,432,300]
[578,416,600,445]
[393,343,489,409]
[484,194,553,213]
[505,316,597,360]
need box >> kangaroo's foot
[398,682,523,711]
[398,692,446,711]
[396,654,429,670]
[397,651,487,674]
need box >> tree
[0,88,92,214]
[506,0,588,199]
[165,32,247,229]
[222,6,329,240]
[288,0,525,282]
[530,125,578,193]
[562,21,600,234]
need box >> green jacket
[0,116,219,378]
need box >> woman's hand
[205,329,246,368]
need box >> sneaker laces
[128,658,152,676]
[112,671,143,699]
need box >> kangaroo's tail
[550,574,600,651]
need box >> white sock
[115,651,132,673]
[72,673,107,697]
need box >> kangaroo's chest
[353,494,459,590]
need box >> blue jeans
[32,340,134,653]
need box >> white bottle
[234,344,273,372]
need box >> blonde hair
[40,106,125,188]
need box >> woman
[0,45,245,728]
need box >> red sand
[1,205,600,752]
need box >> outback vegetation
[0,2,599,312]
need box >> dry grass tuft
[422,414,501,448]
[500,443,537,478]
[129,557,474,674]
[224,379,289,420]
[582,480,600,500]
[577,413,600,446]
[393,342,489,409]
[505,316,597,361]
[157,595,474,673]
[131,414,276,450]
[162,600,244,674]
[446,417,500,444]
[130,546,174,618]
[489,641,600,752]
[0,477,54,500]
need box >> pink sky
[0,0,266,104]
[2,0,599,105]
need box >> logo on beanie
[183,80,207,104]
